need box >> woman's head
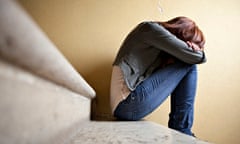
[159,16,205,49]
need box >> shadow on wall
[80,60,115,121]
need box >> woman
[110,16,206,136]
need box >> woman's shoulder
[137,21,155,27]
[136,21,165,33]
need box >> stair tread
[69,121,210,144]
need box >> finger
[187,41,193,47]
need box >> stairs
[68,121,209,144]
[0,0,211,144]
[0,59,91,144]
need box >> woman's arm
[140,22,206,64]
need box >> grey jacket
[113,21,206,91]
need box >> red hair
[159,16,205,49]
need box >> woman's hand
[187,41,203,52]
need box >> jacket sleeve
[140,22,206,64]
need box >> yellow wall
[19,0,240,143]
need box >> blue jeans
[114,61,197,136]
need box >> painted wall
[18,0,240,143]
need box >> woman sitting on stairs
[110,16,206,136]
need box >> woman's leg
[168,65,197,136]
[114,61,197,123]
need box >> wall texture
[18,0,240,143]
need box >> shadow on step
[77,60,115,121]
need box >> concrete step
[69,121,211,144]
[0,1,96,143]
[0,59,91,144]
[0,0,95,98]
